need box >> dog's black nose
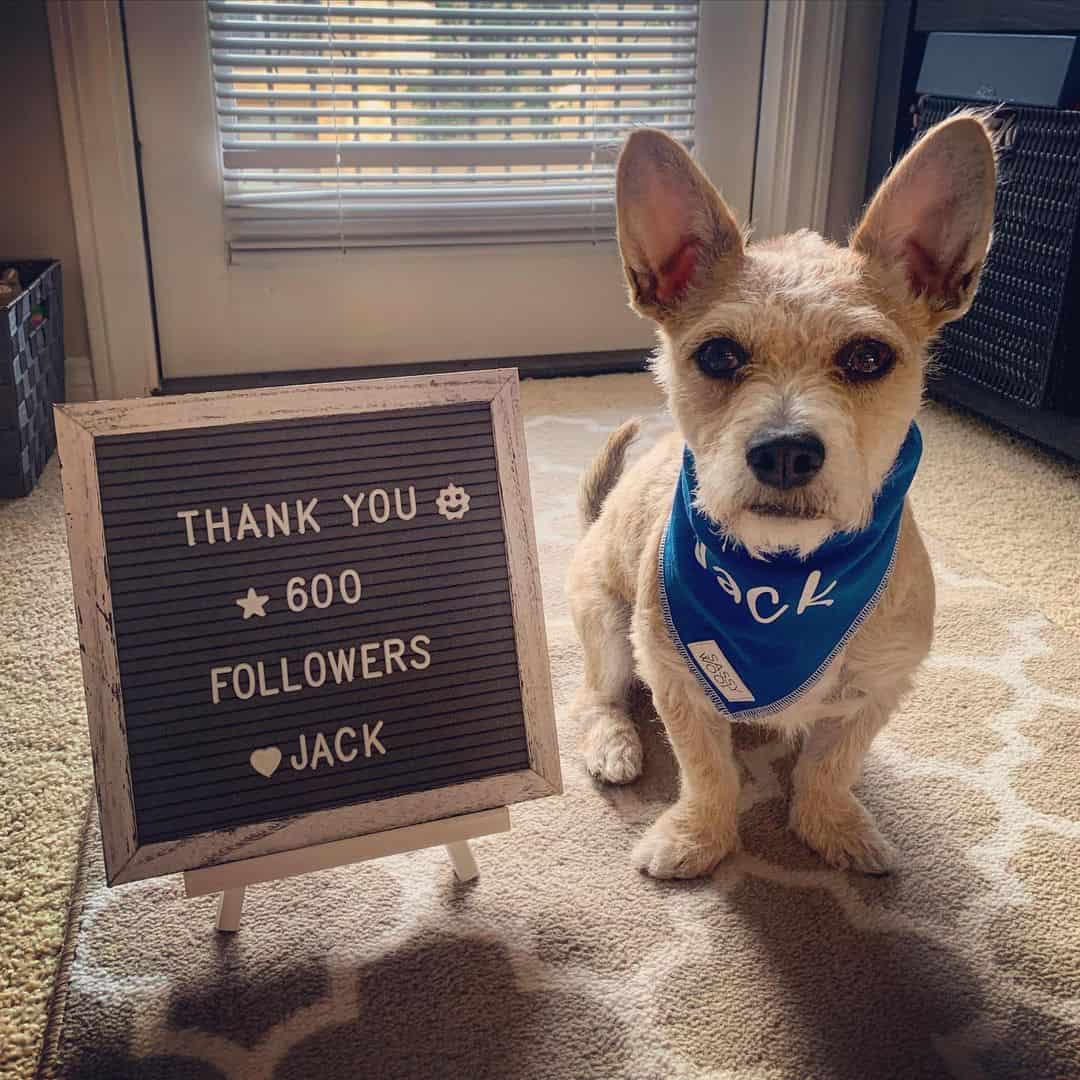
[745,430,826,489]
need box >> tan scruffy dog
[567,115,997,878]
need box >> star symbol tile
[236,586,270,619]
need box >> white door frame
[48,0,877,398]
[752,0,884,241]
[47,0,158,399]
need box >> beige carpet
[4,372,1080,1079]
[0,450,94,1079]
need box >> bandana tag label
[687,640,755,703]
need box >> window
[125,0,757,376]
[209,0,700,252]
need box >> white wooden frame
[55,368,560,886]
[752,0,848,239]
[52,0,766,390]
[750,0,884,242]
[49,0,880,392]
[693,0,767,224]
[46,0,159,399]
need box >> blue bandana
[659,423,922,722]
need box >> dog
[567,115,997,878]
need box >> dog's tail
[578,418,641,533]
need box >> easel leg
[184,809,511,927]
[216,886,245,932]
[444,840,479,882]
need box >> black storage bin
[915,96,1080,414]
[0,259,64,497]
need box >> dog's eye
[835,339,895,381]
[695,337,749,379]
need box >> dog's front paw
[632,803,738,879]
[580,706,643,785]
[790,794,898,875]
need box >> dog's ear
[853,114,996,325]
[616,129,743,320]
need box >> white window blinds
[209,0,700,252]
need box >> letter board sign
[55,370,560,886]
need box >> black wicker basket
[915,97,1080,414]
[0,260,64,498]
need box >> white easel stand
[443,840,479,882]
[185,806,508,932]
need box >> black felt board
[96,402,529,844]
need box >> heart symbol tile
[250,746,282,778]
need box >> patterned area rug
[36,377,1080,1079]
